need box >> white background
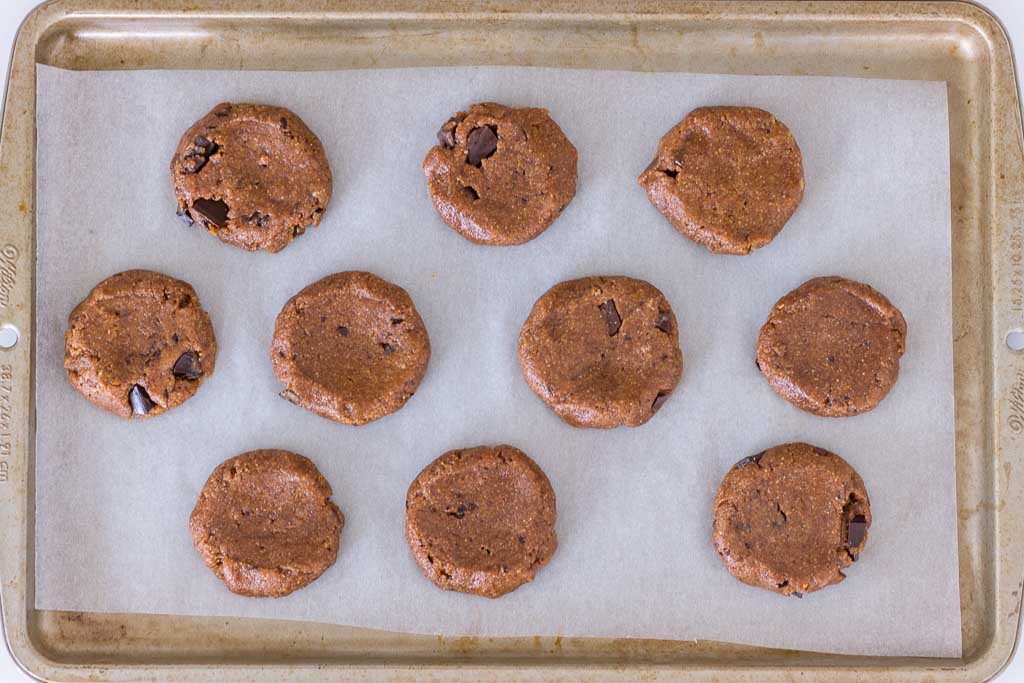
[0,0,1020,680]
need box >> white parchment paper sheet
[34,64,959,657]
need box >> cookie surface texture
[190,449,344,597]
[518,275,683,428]
[638,106,804,254]
[423,102,578,245]
[405,444,558,598]
[757,276,907,417]
[712,442,871,596]
[171,102,332,253]
[271,271,430,425]
[64,269,217,418]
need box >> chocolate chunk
[382,343,396,354]
[129,384,155,415]
[663,168,679,178]
[436,114,465,149]
[812,446,832,457]
[448,501,478,519]
[466,125,498,166]
[176,204,194,226]
[279,388,300,404]
[651,391,671,413]
[735,452,765,469]
[337,326,349,336]
[279,116,288,130]
[190,198,230,228]
[846,515,868,547]
[793,592,803,599]
[172,351,203,380]
[655,310,673,333]
[243,211,270,228]
[182,135,219,174]
[597,299,622,336]
[518,533,526,544]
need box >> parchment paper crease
[34,64,959,657]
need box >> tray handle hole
[0,324,18,350]
[1007,329,1024,352]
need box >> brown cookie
[271,271,430,425]
[171,103,332,253]
[757,276,907,417]
[712,442,871,596]
[405,445,558,598]
[64,270,217,418]
[190,449,344,597]
[518,276,683,428]
[423,102,578,245]
[638,106,804,255]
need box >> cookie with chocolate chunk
[405,445,558,598]
[190,449,344,597]
[423,102,578,245]
[712,442,871,596]
[756,276,907,417]
[171,103,332,253]
[64,270,217,418]
[271,271,430,425]
[639,106,804,254]
[518,276,683,428]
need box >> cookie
[190,449,344,597]
[423,102,578,245]
[712,442,871,596]
[756,276,907,417]
[405,445,558,598]
[64,270,217,418]
[638,106,804,255]
[171,103,332,253]
[518,276,683,428]
[271,271,430,425]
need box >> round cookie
[271,271,430,425]
[190,449,344,597]
[518,276,683,428]
[405,445,558,598]
[712,442,871,596]
[638,106,804,255]
[64,270,217,419]
[423,102,578,246]
[756,276,907,417]
[171,102,332,253]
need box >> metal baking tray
[1,0,1021,680]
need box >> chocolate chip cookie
[271,271,430,425]
[190,449,344,597]
[423,102,578,245]
[639,106,804,254]
[757,276,907,417]
[518,276,683,428]
[171,103,332,253]
[712,442,871,596]
[64,270,217,418]
[405,445,558,598]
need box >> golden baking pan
[1,1,1021,680]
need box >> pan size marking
[1009,200,1024,314]
[0,244,16,312]
[0,363,11,482]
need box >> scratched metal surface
[0,1,1021,681]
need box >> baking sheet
[33,64,958,657]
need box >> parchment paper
[34,64,959,657]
